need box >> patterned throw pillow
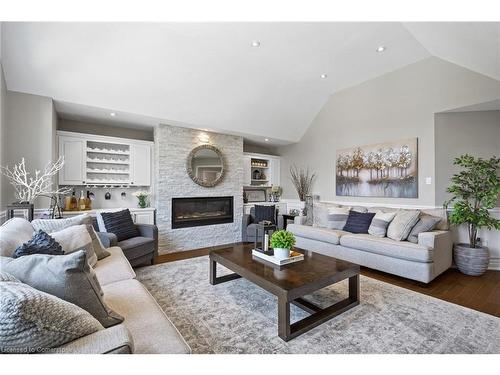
[31,214,92,234]
[13,230,64,258]
[368,211,397,238]
[0,251,124,328]
[386,210,421,241]
[326,207,351,230]
[254,205,276,224]
[343,211,376,234]
[100,209,140,242]
[0,271,103,353]
[407,214,442,243]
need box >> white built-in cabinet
[243,152,280,188]
[57,131,153,186]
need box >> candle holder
[253,221,277,255]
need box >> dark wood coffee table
[209,244,360,341]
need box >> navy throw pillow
[13,230,64,258]
[343,211,376,234]
[101,209,140,242]
[254,205,276,224]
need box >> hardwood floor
[153,244,500,318]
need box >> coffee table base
[210,258,360,341]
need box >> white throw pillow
[31,214,92,234]
[0,218,35,257]
[51,225,97,267]
[368,211,397,238]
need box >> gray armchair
[93,218,158,267]
[242,206,284,243]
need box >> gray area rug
[136,256,500,354]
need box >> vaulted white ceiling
[1,22,499,144]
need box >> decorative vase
[274,248,291,260]
[137,197,147,209]
[454,243,489,276]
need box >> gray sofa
[287,203,453,283]
[0,218,190,354]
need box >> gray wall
[0,64,6,210]
[58,119,154,141]
[3,91,57,208]
[243,142,278,155]
[435,110,500,206]
[277,57,500,207]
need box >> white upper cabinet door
[243,155,252,186]
[58,136,86,185]
[131,144,151,186]
[269,157,281,187]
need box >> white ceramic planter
[274,248,291,260]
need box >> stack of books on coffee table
[252,249,304,266]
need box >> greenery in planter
[444,154,500,248]
[270,230,296,250]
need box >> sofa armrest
[294,216,308,226]
[97,232,118,248]
[419,230,453,275]
[50,325,134,354]
[136,224,158,240]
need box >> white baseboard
[488,257,500,271]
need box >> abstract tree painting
[336,138,418,198]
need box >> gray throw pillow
[0,251,123,328]
[386,210,421,241]
[326,207,351,229]
[368,211,397,238]
[407,214,442,243]
[31,214,92,234]
[0,271,103,353]
[86,224,111,260]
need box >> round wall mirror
[187,145,225,187]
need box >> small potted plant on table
[133,191,150,209]
[270,230,296,260]
[445,154,500,276]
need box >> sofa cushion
[93,247,136,286]
[0,271,103,354]
[343,211,376,234]
[0,251,124,328]
[13,230,64,258]
[100,209,140,241]
[102,279,190,354]
[287,224,350,245]
[340,234,433,263]
[117,236,154,261]
[254,205,276,224]
[387,210,420,241]
[420,208,449,231]
[312,202,339,228]
[0,218,34,257]
[31,214,92,234]
[51,224,97,267]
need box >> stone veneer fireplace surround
[154,124,244,254]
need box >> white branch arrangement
[0,157,72,203]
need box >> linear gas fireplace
[172,196,234,229]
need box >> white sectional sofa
[287,204,453,283]
[0,218,190,354]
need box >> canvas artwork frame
[335,138,418,198]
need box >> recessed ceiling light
[265,138,269,142]
[251,41,261,47]
[110,112,116,117]
[376,46,386,53]
[320,74,328,79]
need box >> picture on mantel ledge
[335,138,418,198]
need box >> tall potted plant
[290,164,316,202]
[445,154,500,276]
